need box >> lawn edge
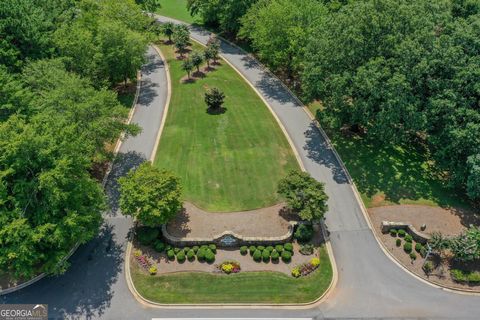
[124,39,338,308]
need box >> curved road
[4,19,480,319]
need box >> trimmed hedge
[137,227,159,245]
[389,229,397,237]
[187,249,195,261]
[240,246,248,255]
[404,234,413,243]
[262,250,271,262]
[266,245,274,253]
[257,245,265,251]
[209,244,217,254]
[167,249,175,260]
[415,243,423,252]
[249,245,256,256]
[284,243,294,253]
[173,247,181,254]
[253,250,262,262]
[192,246,199,253]
[281,250,292,262]
[396,238,401,247]
[451,269,480,283]
[398,229,406,237]
[271,250,280,261]
[177,251,186,263]
[294,224,313,242]
[154,240,166,253]
[403,242,412,253]
[275,244,284,253]
[205,249,215,263]
[197,248,206,261]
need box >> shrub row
[248,243,294,263]
[165,244,217,263]
[451,269,480,283]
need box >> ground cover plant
[131,245,332,303]
[154,38,298,211]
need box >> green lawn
[308,103,468,209]
[132,246,332,304]
[154,41,298,211]
[156,0,198,24]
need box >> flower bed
[134,249,153,271]
[217,261,241,274]
[291,257,320,278]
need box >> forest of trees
[189,0,480,204]
[0,0,156,278]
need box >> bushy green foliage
[208,244,217,253]
[404,234,413,243]
[154,240,166,253]
[423,261,433,274]
[409,252,417,260]
[396,238,401,247]
[281,250,292,262]
[196,248,206,261]
[240,246,248,255]
[451,269,480,283]
[266,245,274,253]
[271,250,280,261]
[299,243,314,255]
[177,250,186,262]
[257,245,265,251]
[204,87,225,110]
[192,246,200,253]
[174,247,182,254]
[449,226,480,262]
[284,243,294,252]
[415,243,423,252]
[403,242,412,253]
[294,224,314,242]
[119,163,182,227]
[249,245,256,256]
[187,249,196,261]
[205,249,215,263]
[167,249,175,260]
[262,249,271,262]
[390,229,397,237]
[275,244,284,253]
[137,227,160,245]
[398,229,406,237]
[253,249,262,262]
[278,170,329,221]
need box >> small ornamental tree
[204,47,215,68]
[119,162,182,227]
[173,25,190,57]
[429,232,450,257]
[182,58,194,79]
[204,87,225,110]
[206,36,220,64]
[136,0,162,14]
[449,226,480,262]
[277,170,329,222]
[190,51,203,72]
[162,22,175,43]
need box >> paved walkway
[166,202,292,238]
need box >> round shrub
[271,250,280,261]
[291,267,300,278]
[205,249,215,263]
[200,244,209,251]
[275,244,284,253]
[310,257,320,267]
[183,246,190,253]
[249,245,256,256]
[294,224,314,242]
[262,250,271,262]
[197,248,206,261]
[167,249,175,260]
[404,234,413,243]
[209,244,217,254]
[137,227,159,245]
[397,229,406,237]
[415,243,423,252]
[403,242,412,253]
[173,247,181,254]
[177,251,186,263]
[166,244,172,251]
[281,250,292,262]
[187,249,195,261]
[396,238,401,247]
[154,240,166,253]
[389,229,398,237]
[192,246,199,253]
[409,252,417,260]
[284,243,294,253]
[257,245,265,251]
[253,250,262,262]
[266,246,274,253]
[240,246,248,255]
[423,261,433,274]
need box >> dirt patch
[167,202,294,238]
[369,204,480,291]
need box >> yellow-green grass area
[131,245,332,304]
[156,0,198,24]
[308,102,468,209]
[154,41,299,212]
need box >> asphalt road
[3,20,480,320]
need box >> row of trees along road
[0,0,160,279]
[188,0,480,204]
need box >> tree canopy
[119,163,183,227]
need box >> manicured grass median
[131,246,332,304]
[156,0,197,24]
[154,41,298,211]
[308,104,468,209]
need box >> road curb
[0,71,142,296]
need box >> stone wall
[161,222,296,248]
[381,221,430,244]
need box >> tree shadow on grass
[206,107,227,115]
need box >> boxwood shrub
[240,246,248,255]
[404,234,413,243]
[451,269,480,283]
[409,252,417,260]
[262,250,271,262]
[403,242,412,253]
[397,229,406,237]
[177,251,186,263]
[271,250,280,261]
[153,240,166,253]
[396,238,401,247]
[257,245,265,251]
[249,245,256,256]
[284,243,294,252]
[275,244,284,253]
[209,244,217,253]
[183,246,190,253]
[205,249,215,263]
[187,249,195,261]
[173,247,181,254]
[137,227,159,245]
[167,249,175,260]
[197,248,206,261]
[266,245,274,253]
[389,229,397,237]
[192,245,199,253]
[281,250,292,262]
[294,224,313,242]
[415,243,423,252]
[253,250,262,262]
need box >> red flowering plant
[134,249,153,270]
